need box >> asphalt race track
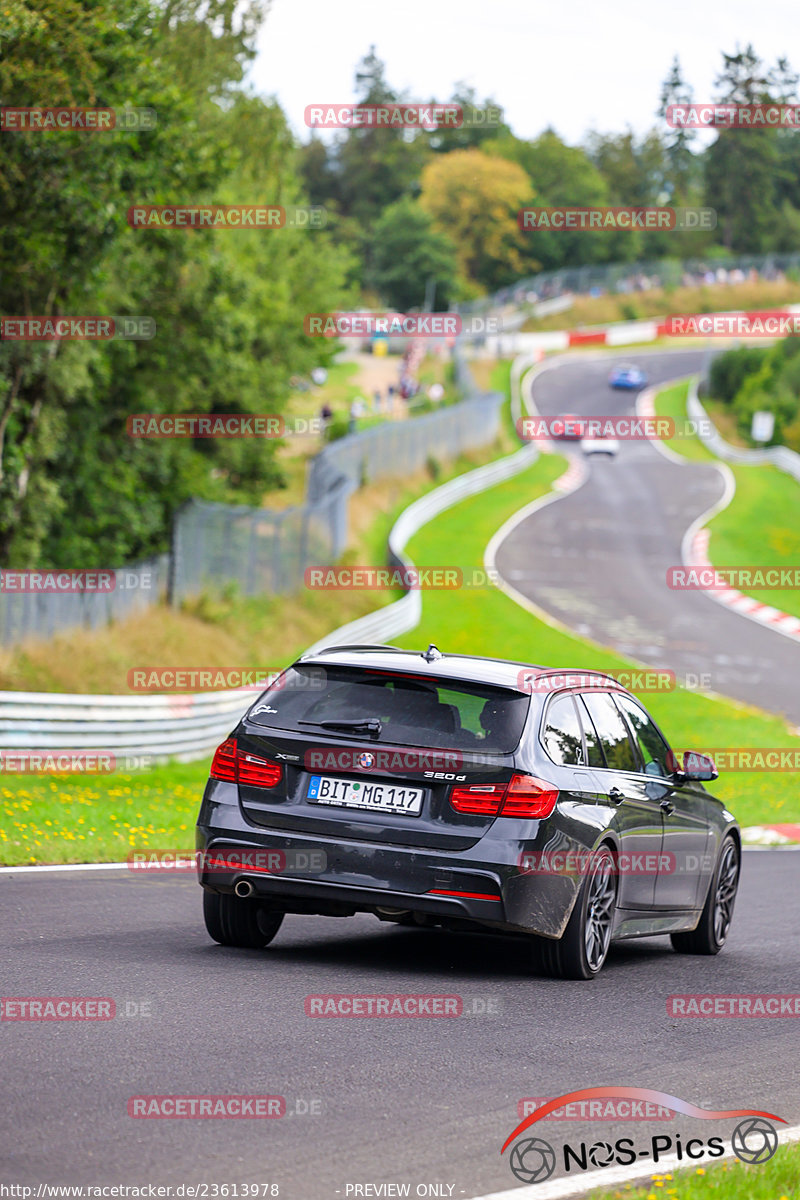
[495,349,800,727]
[2,854,799,1197]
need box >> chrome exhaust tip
[234,878,255,898]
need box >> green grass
[589,1141,800,1199]
[656,382,800,618]
[392,449,800,828]
[1,763,204,866]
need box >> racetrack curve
[495,350,800,727]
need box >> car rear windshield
[246,665,530,753]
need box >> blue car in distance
[609,362,647,390]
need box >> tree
[334,46,431,227]
[483,129,625,270]
[368,197,460,310]
[428,82,511,153]
[0,0,353,567]
[418,149,531,292]
[703,45,789,251]
[657,56,699,202]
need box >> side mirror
[679,751,718,782]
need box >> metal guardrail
[688,379,800,483]
[0,687,255,764]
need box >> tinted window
[246,665,529,752]
[580,692,640,772]
[575,695,606,767]
[614,695,673,777]
[541,695,584,765]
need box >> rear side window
[575,695,606,767]
[580,692,640,772]
[246,665,529,752]
[541,695,584,765]
[613,694,673,777]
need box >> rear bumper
[196,787,590,938]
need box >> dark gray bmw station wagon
[196,644,740,979]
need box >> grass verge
[589,1141,800,1199]
[655,382,800,619]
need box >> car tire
[203,891,284,949]
[670,835,739,956]
[532,845,617,980]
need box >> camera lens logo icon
[731,1117,778,1164]
[588,1140,615,1167]
[509,1137,557,1184]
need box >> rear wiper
[298,718,383,737]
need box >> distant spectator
[311,367,328,386]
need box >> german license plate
[306,774,423,815]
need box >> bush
[325,415,350,442]
[708,346,770,404]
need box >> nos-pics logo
[501,1087,784,1184]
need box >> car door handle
[608,787,624,804]
[660,799,675,814]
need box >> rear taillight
[449,773,558,819]
[499,773,559,819]
[449,783,505,815]
[209,738,282,789]
[236,750,282,788]
[210,737,237,782]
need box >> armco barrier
[688,378,800,482]
[0,688,254,764]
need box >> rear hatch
[228,663,531,850]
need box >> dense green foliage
[0,0,353,567]
[709,339,800,450]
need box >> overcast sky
[250,0,798,147]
